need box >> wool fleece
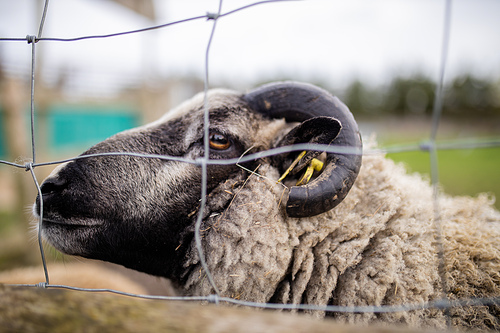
[181,153,500,331]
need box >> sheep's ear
[272,116,341,175]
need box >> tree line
[341,74,500,116]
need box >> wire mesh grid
[1,0,500,320]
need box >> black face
[35,104,252,279]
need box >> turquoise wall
[0,105,139,158]
[48,105,139,152]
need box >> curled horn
[243,81,362,218]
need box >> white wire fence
[1,0,500,321]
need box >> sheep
[33,82,500,330]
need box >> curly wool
[181,153,500,331]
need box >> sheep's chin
[40,218,104,256]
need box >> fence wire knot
[206,12,220,20]
[36,282,48,288]
[207,294,220,305]
[24,162,34,172]
[195,157,207,167]
[419,140,435,152]
[26,35,37,44]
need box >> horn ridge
[243,81,349,122]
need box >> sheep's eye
[209,132,231,150]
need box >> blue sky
[1,0,499,96]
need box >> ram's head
[34,81,362,278]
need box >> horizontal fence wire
[0,0,499,319]
[6,282,500,315]
[0,0,300,43]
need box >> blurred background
[0,0,499,272]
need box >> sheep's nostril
[35,177,67,216]
[40,177,68,197]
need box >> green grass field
[386,146,500,209]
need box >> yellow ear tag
[296,158,324,186]
[277,151,306,184]
[277,151,324,186]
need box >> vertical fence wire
[26,0,52,286]
[196,0,226,298]
[27,163,49,285]
[0,0,499,316]
[28,38,37,164]
[428,0,453,326]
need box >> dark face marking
[36,93,266,278]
